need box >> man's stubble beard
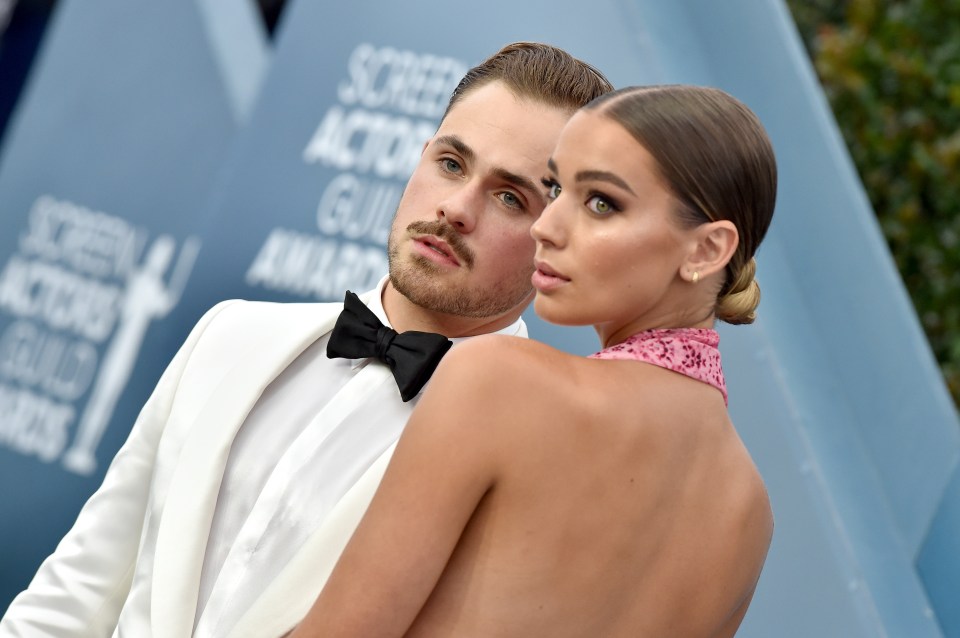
[387,223,534,319]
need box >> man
[0,42,612,637]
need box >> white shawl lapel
[150,292,375,638]
[227,441,396,638]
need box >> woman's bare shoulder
[452,333,572,360]
[424,335,589,424]
[442,335,579,384]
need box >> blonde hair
[716,258,760,325]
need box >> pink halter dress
[589,328,728,405]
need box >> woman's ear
[681,220,739,282]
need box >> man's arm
[0,301,237,637]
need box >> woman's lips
[531,260,570,291]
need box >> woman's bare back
[403,336,773,637]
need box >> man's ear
[681,220,739,282]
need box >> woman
[291,85,777,637]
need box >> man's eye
[441,158,462,174]
[499,192,523,209]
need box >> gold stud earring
[691,271,700,284]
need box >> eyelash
[498,191,525,210]
[586,192,621,215]
[541,177,561,200]
[541,178,621,215]
[439,157,462,174]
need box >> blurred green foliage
[788,0,960,406]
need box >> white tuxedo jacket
[1,292,399,638]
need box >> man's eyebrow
[492,167,547,208]
[432,135,475,163]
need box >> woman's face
[530,109,698,346]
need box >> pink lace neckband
[589,328,727,405]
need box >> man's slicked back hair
[442,42,613,119]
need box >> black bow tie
[326,291,452,402]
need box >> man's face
[387,81,571,322]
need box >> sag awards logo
[245,42,467,298]
[0,195,200,475]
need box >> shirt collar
[366,275,392,328]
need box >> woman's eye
[586,195,616,215]
[544,181,561,200]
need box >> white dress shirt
[191,277,525,637]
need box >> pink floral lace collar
[589,328,727,405]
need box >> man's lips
[414,235,461,266]
[405,220,474,267]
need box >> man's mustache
[406,220,475,268]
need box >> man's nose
[436,185,480,233]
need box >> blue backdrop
[1,1,957,636]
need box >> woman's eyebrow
[547,158,636,195]
[575,170,635,195]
